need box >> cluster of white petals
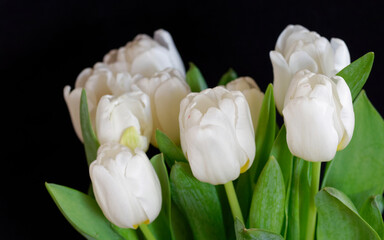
[270,24,350,114]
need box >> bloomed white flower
[63,63,136,142]
[179,86,255,185]
[90,143,162,229]
[270,24,350,114]
[226,77,264,133]
[132,68,190,146]
[95,92,152,151]
[103,29,185,78]
[283,70,355,162]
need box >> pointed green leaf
[315,187,381,240]
[359,195,384,238]
[170,162,226,240]
[249,156,285,234]
[236,84,276,223]
[218,68,238,86]
[45,183,125,240]
[336,52,374,100]
[170,202,193,240]
[322,91,384,209]
[186,62,208,92]
[251,84,276,182]
[235,218,284,240]
[156,129,187,168]
[285,157,303,240]
[80,89,100,166]
[148,154,173,240]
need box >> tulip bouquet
[46,25,384,240]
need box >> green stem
[306,162,321,240]
[224,181,244,223]
[139,224,156,240]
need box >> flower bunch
[47,25,384,240]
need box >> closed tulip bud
[90,143,162,229]
[283,70,355,162]
[63,63,136,142]
[132,68,190,146]
[226,77,264,133]
[104,29,185,77]
[179,86,255,185]
[96,92,152,151]
[270,24,350,114]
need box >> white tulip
[90,143,162,229]
[63,63,136,142]
[132,68,190,146]
[103,29,185,78]
[96,92,152,151]
[179,86,256,185]
[226,77,264,133]
[283,70,355,162]
[270,24,350,114]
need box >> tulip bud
[95,92,152,151]
[270,24,350,114]
[225,77,264,133]
[283,70,355,162]
[179,86,256,185]
[132,68,190,146]
[89,143,162,229]
[103,29,185,78]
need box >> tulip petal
[63,86,83,141]
[270,51,292,114]
[331,38,351,73]
[333,76,355,149]
[131,48,173,77]
[154,79,189,145]
[154,29,186,76]
[288,50,318,75]
[283,98,339,162]
[184,123,245,185]
[275,25,308,53]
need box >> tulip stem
[139,224,156,240]
[224,181,244,223]
[306,161,321,240]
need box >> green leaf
[148,154,173,240]
[155,129,187,168]
[249,156,285,234]
[170,202,193,240]
[285,158,303,240]
[315,187,381,240]
[45,183,126,240]
[80,89,100,166]
[359,195,384,239]
[336,52,374,100]
[235,218,284,240]
[270,125,293,192]
[170,162,226,240]
[236,84,276,223]
[111,224,139,240]
[251,83,276,182]
[322,91,384,209]
[186,62,208,92]
[218,68,238,86]
[270,125,293,237]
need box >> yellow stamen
[120,126,141,150]
[240,159,250,173]
[133,224,139,229]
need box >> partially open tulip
[63,63,136,142]
[179,86,255,185]
[283,70,355,162]
[270,24,350,114]
[95,92,152,151]
[90,143,162,229]
[132,68,190,146]
[226,77,264,133]
[103,29,185,78]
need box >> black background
[2,0,383,239]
